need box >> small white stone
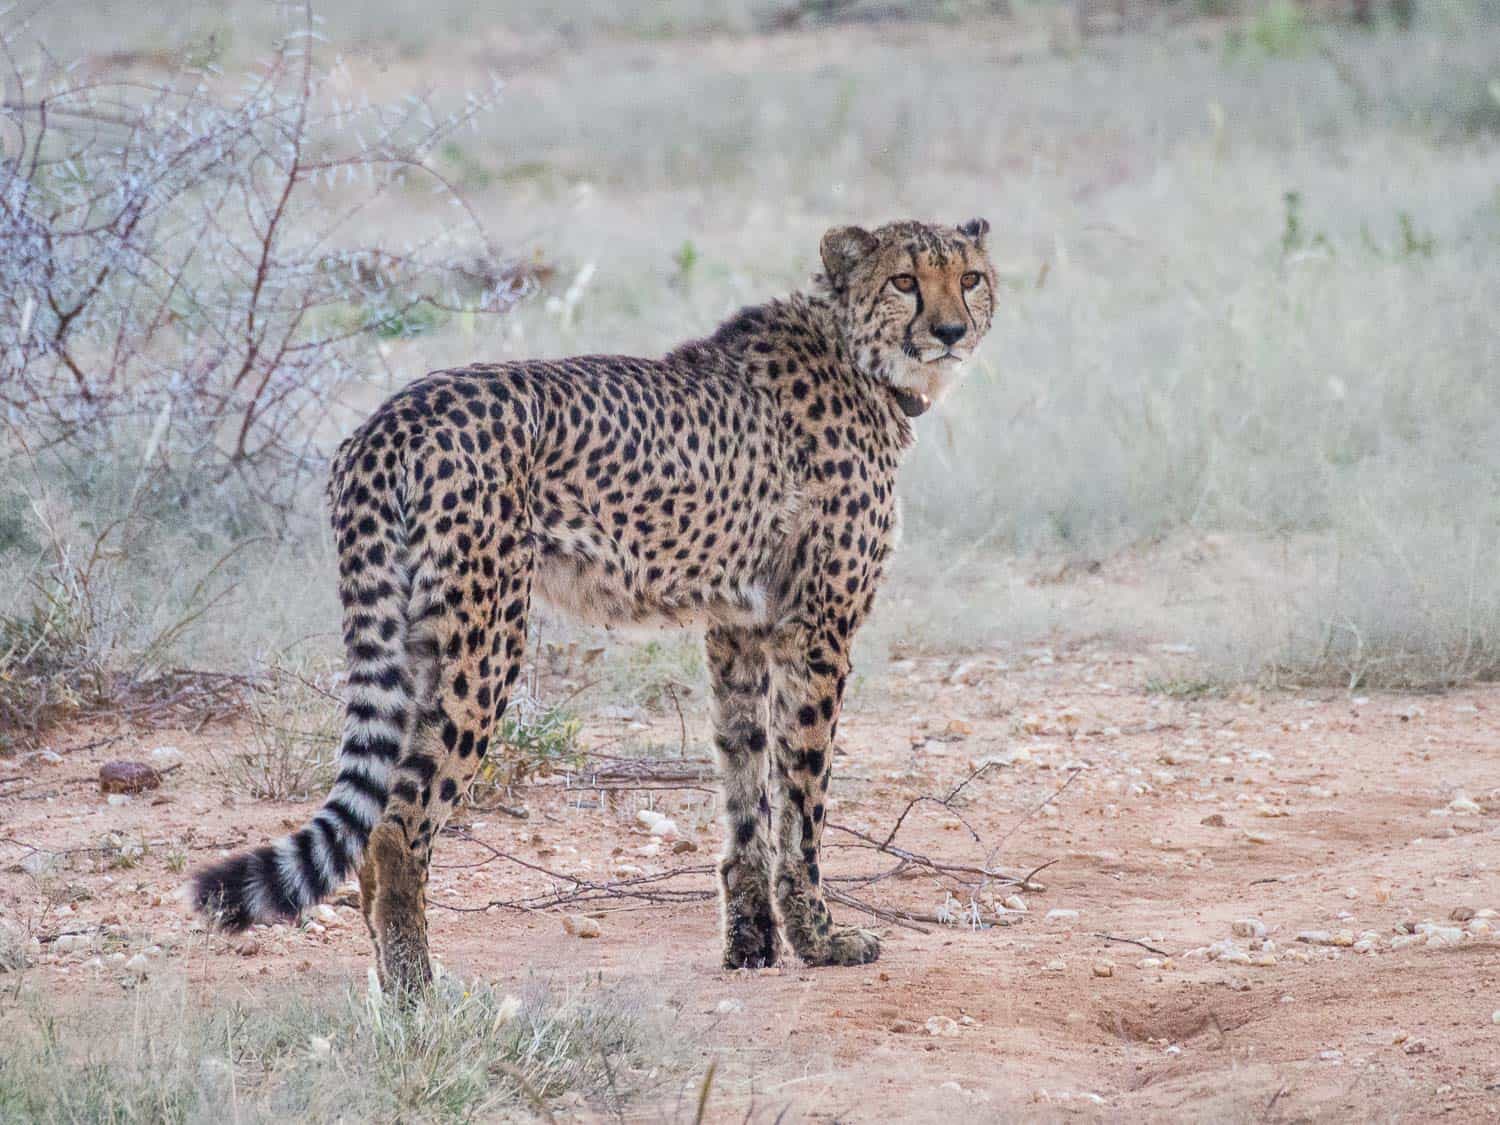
[124,954,150,977]
[926,1015,960,1037]
[308,1035,332,1058]
[311,904,339,925]
[1231,918,1266,939]
[1448,792,1482,815]
[1002,895,1027,913]
[1424,926,1466,947]
[716,998,744,1015]
[1044,908,1079,923]
[149,746,184,769]
[1318,1049,1343,1063]
[561,914,600,938]
[106,794,131,807]
[1138,958,1165,970]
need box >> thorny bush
[0,5,534,515]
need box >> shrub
[0,7,531,516]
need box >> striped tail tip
[190,846,301,932]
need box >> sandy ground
[3,640,1499,1121]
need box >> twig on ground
[1092,932,1172,957]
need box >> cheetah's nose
[931,323,966,347]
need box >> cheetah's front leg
[768,631,879,967]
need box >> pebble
[1091,960,1114,978]
[1422,926,1466,947]
[124,954,150,977]
[1448,792,1482,815]
[1491,1011,1500,1025]
[1044,909,1079,923]
[926,1016,960,1037]
[52,934,91,955]
[1002,895,1027,913]
[1044,959,1068,973]
[1138,958,1165,970]
[561,914,601,938]
[1231,918,1266,939]
[99,760,162,794]
[1295,930,1354,947]
[311,904,340,925]
[148,746,185,769]
[634,810,679,838]
[716,998,744,1015]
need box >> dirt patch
[3,642,1499,1120]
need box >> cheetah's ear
[820,225,878,281]
[957,217,990,248]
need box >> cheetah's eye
[960,271,983,291]
[889,274,918,294]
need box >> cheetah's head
[819,219,997,418]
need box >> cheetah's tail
[190,448,412,932]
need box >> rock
[106,794,132,807]
[1450,907,1476,922]
[307,1035,332,1058]
[124,953,150,977]
[99,761,162,794]
[671,840,698,854]
[1318,1049,1343,1063]
[890,1018,920,1034]
[1423,926,1466,947]
[716,998,744,1015]
[1044,959,1068,973]
[1448,792,1482,815]
[1492,1011,1500,1026]
[1296,931,1335,946]
[1002,894,1027,913]
[311,904,340,925]
[1044,909,1079,923]
[925,1015,960,1037]
[634,810,678,838]
[1138,957,1165,970]
[1200,814,1227,828]
[1243,831,1273,845]
[561,914,600,938]
[1231,918,1267,939]
[1092,960,1114,978]
[53,934,90,955]
[231,936,261,957]
[148,746,184,769]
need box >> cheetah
[192,218,998,993]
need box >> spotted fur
[190,219,997,989]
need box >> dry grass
[0,971,685,1122]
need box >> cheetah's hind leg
[708,626,780,969]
